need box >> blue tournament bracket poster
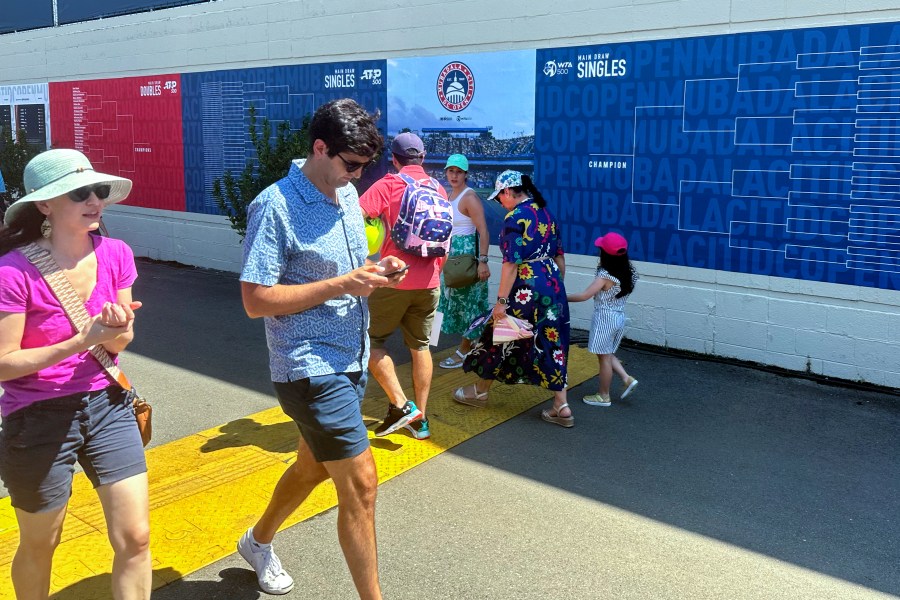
[535,22,900,291]
[388,50,536,235]
[181,60,387,214]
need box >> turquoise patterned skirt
[438,233,489,335]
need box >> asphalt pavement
[7,259,899,599]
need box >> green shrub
[0,127,42,220]
[212,105,310,240]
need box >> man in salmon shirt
[359,132,448,441]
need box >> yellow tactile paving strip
[0,346,595,597]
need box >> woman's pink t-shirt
[0,236,137,416]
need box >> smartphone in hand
[383,265,410,278]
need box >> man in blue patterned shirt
[237,99,403,599]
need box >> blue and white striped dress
[588,267,638,354]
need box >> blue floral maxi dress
[463,200,569,391]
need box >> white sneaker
[621,377,639,400]
[237,528,295,595]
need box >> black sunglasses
[336,153,375,174]
[67,184,112,202]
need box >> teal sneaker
[405,418,430,440]
[374,400,422,437]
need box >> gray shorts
[0,386,147,513]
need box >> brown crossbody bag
[19,242,152,447]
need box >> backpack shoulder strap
[397,172,417,186]
[397,172,440,190]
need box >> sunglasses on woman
[67,184,112,202]
[336,153,375,174]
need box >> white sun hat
[4,148,132,225]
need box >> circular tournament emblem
[437,62,475,112]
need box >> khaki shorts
[368,287,440,350]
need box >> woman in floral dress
[452,170,573,427]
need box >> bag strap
[18,242,132,391]
[397,172,417,188]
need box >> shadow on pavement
[198,415,405,456]
[52,567,263,599]
[128,260,900,597]
[199,419,298,454]
[448,346,900,596]
[129,262,273,397]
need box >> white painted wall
[101,205,242,272]
[565,255,900,388]
[2,0,899,388]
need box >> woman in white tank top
[437,154,491,368]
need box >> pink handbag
[493,315,534,344]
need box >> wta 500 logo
[437,62,475,112]
[543,60,573,77]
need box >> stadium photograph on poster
[180,60,387,214]
[535,21,900,290]
[388,50,536,232]
[0,82,51,151]
[49,75,186,211]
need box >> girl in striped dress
[567,232,639,407]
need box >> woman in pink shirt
[0,149,150,599]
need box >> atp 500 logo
[361,68,382,85]
[437,62,475,112]
[543,60,573,77]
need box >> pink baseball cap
[594,232,628,255]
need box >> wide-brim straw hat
[3,148,132,226]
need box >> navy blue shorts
[0,386,147,513]
[272,371,369,463]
